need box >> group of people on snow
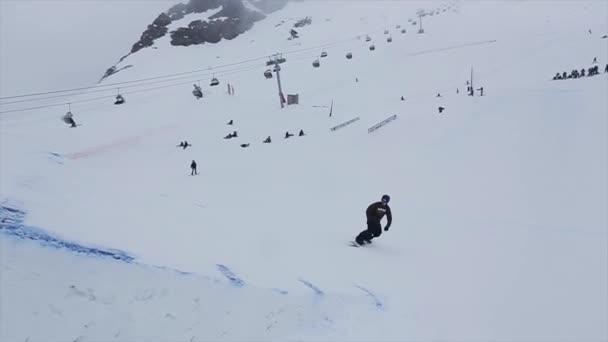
[553,59,607,80]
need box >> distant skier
[298,129,305,137]
[183,141,190,149]
[593,57,597,64]
[604,64,608,73]
[478,87,484,96]
[227,119,234,125]
[190,160,197,175]
[240,143,250,148]
[438,106,445,113]
[354,194,392,246]
[285,131,294,139]
[263,136,272,143]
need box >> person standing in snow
[355,194,392,246]
[190,160,197,175]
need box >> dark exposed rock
[248,0,288,14]
[294,16,311,28]
[170,0,265,46]
[130,13,171,53]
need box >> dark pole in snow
[469,67,474,96]
[268,53,286,109]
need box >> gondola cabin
[264,69,273,79]
[210,78,220,86]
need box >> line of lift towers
[64,13,429,125]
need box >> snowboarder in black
[298,129,305,137]
[183,141,190,149]
[355,194,392,246]
[263,136,272,143]
[190,160,197,175]
[227,119,234,125]
[285,131,294,139]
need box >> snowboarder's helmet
[381,194,390,204]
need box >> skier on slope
[355,194,392,246]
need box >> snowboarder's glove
[384,226,389,232]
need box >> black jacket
[366,201,392,229]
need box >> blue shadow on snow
[0,205,134,262]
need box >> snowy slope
[1,0,607,340]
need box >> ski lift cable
[0,64,263,106]
[3,21,492,114]
[0,65,262,115]
[0,26,394,102]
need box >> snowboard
[349,241,362,247]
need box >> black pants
[356,222,382,244]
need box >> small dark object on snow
[263,136,272,144]
[62,112,77,127]
[240,143,250,148]
[285,131,294,139]
[227,119,234,125]
[114,94,125,105]
[438,106,445,113]
[299,129,305,137]
[190,160,197,175]
[192,84,203,99]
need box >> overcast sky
[0,0,181,98]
